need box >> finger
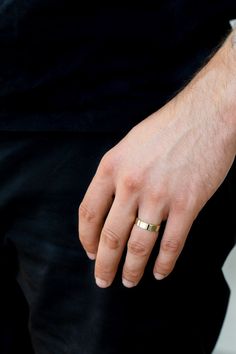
[153,210,193,280]
[78,172,115,259]
[95,193,138,288]
[122,205,163,288]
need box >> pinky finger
[153,211,194,280]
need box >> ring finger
[122,205,164,288]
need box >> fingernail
[95,277,109,288]
[154,272,165,280]
[86,252,96,260]
[122,278,136,288]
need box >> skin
[232,30,236,48]
[78,29,236,288]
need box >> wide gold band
[135,217,160,233]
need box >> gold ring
[135,217,160,233]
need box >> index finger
[78,169,115,259]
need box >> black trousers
[0,131,235,354]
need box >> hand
[78,36,236,288]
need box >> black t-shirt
[0,1,235,132]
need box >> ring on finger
[135,217,161,233]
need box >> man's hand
[78,30,236,288]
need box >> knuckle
[80,239,96,254]
[123,267,141,282]
[98,150,115,176]
[128,240,148,257]
[149,186,167,204]
[123,173,144,193]
[172,196,189,213]
[161,238,181,253]
[78,231,96,253]
[155,259,172,275]
[79,203,97,223]
[172,193,195,214]
[78,233,93,248]
[102,227,121,249]
[96,260,114,280]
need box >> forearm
[212,27,236,127]
[177,28,236,153]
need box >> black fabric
[0,2,236,353]
[0,131,235,354]
[0,1,236,131]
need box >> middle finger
[95,193,138,288]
